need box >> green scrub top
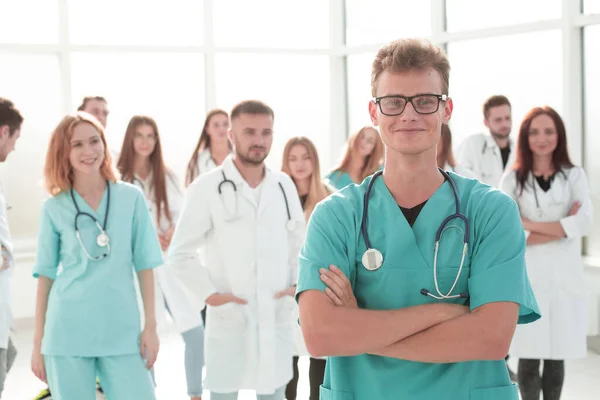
[324,170,355,191]
[297,172,540,400]
[33,181,164,357]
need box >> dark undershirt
[535,174,555,192]
[399,201,428,227]
[398,174,449,227]
[500,146,511,169]
[299,194,308,210]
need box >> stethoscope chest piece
[286,220,296,232]
[96,231,110,247]
[362,248,383,271]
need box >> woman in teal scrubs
[296,38,540,400]
[324,126,383,190]
[30,112,163,400]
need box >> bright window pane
[345,0,431,46]
[446,0,562,32]
[0,0,59,44]
[585,0,600,14]
[347,52,377,134]
[70,53,205,180]
[213,0,329,48]
[0,55,62,237]
[447,30,563,149]
[68,0,203,46]
[583,25,600,257]
[215,54,330,171]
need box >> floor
[3,324,600,399]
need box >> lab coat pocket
[470,384,518,400]
[319,386,354,400]
[276,296,297,326]
[207,302,247,336]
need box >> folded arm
[526,232,562,245]
[298,290,468,357]
[370,302,519,362]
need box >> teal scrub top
[324,170,355,191]
[33,181,164,357]
[297,172,540,400]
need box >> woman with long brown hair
[118,116,205,400]
[281,136,330,400]
[437,124,475,177]
[30,112,162,398]
[325,126,384,190]
[499,106,593,400]
[185,109,230,186]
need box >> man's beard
[236,148,268,166]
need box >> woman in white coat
[118,115,205,400]
[499,106,593,400]
[281,137,331,400]
[185,109,231,187]
[437,124,476,178]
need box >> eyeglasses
[374,94,447,116]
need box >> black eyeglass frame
[373,93,448,116]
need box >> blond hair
[331,126,384,184]
[281,137,331,220]
[371,38,450,97]
[44,112,117,195]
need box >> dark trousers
[518,359,565,400]
[285,356,326,400]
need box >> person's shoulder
[458,174,517,218]
[315,176,368,220]
[563,165,586,180]
[461,133,487,146]
[42,191,68,212]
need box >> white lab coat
[195,148,219,178]
[135,171,203,334]
[0,182,14,349]
[444,162,476,179]
[456,133,516,188]
[500,167,593,359]
[168,156,306,394]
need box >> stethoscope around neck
[360,169,470,300]
[218,170,296,231]
[71,182,111,261]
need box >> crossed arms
[298,266,519,363]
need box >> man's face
[229,113,274,166]
[0,125,21,162]
[369,68,452,157]
[83,99,109,128]
[484,104,512,139]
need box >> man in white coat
[456,95,516,188]
[168,100,306,400]
[0,98,23,399]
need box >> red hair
[513,106,573,194]
[44,112,117,195]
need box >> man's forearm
[300,291,466,357]
[370,303,518,362]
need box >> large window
[583,25,600,257]
[347,52,376,135]
[585,0,600,14]
[215,54,330,171]
[446,0,562,32]
[447,30,563,148]
[0,0,59,44]
[70,53,205,180]
[345,0,431,47]
[213,0,329,49]
[68,0,204,46]
[0,54,62,237]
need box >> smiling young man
[296,38,540,399]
